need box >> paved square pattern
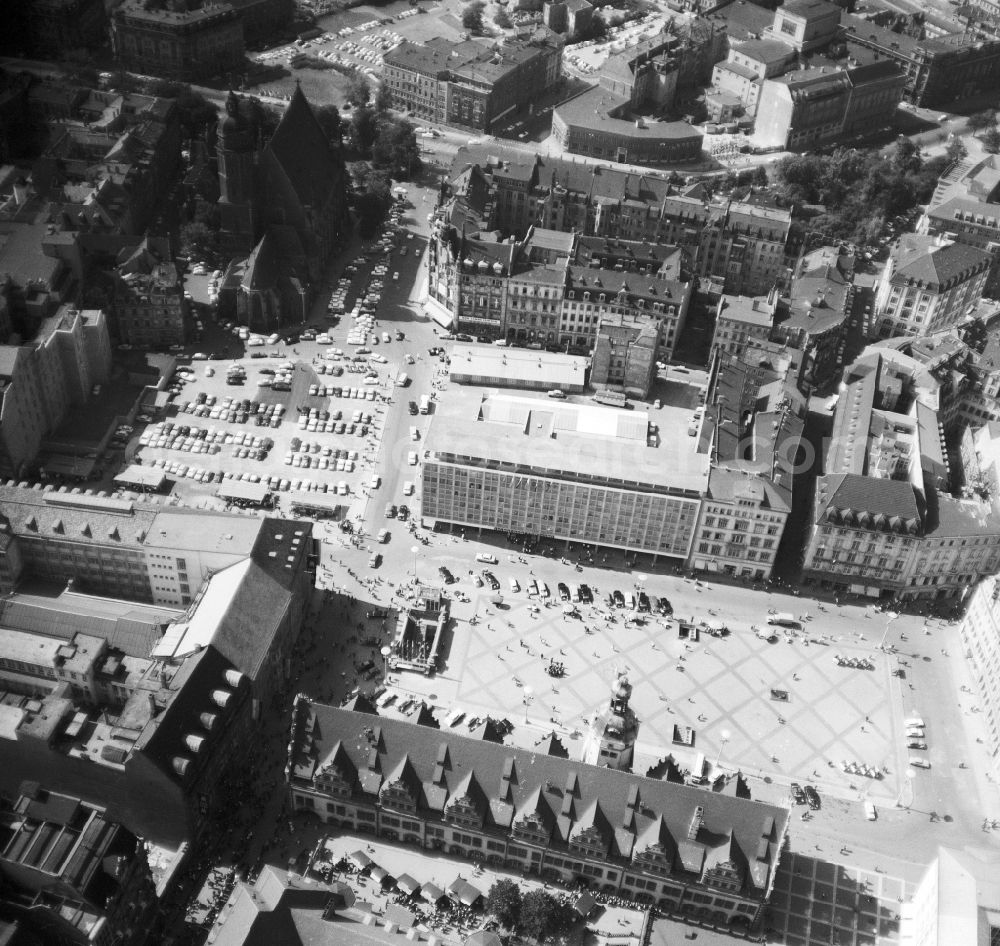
[766,853,910,946]
[446,598,902,803]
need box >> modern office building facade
[420,390,708,559]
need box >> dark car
[638,592,651,612]
[557,582,570,600]
[482,570,500,590]
[656,596,673,615]
[790,782,806,804]
[804,785,821,810]
[408,400,419,415]
[578,583,592,603]
[385,503,396,518]
[612,590,625,608]
[438,566,454,584]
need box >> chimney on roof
[688,805,703,840]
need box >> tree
[175,88,219,137]
[892,137,920,175]
[349,105,379,156]
[494,8,512,27]
[355,169,392,238]
[347,73,371,109]
[945,137,968,164]
[372,118,420,178]
[485,879,521,929]
[983,127,1000,154]
[180,221,214,258]
[462,1,486,32]
[968,109,997,134]
[518,890,563,942]
[751,165,769,188]
[374,82,393,114]
[315,104,343,148]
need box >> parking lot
[126,354,391,515]
[118,186,434,521]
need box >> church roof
[265,84,341,211]
[242,234,279,291]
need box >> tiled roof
[815,473,920,527]
[290,702,787,896]
[0,484,158,549]
[566,265,688,300]
[892,235,991,288]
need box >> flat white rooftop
[425,389,709,493]
[448,345,588,388]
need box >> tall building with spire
[215,85,351,330]
[581,670,639,771]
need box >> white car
[403,480,414,495]
[408,451,418,466]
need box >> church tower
[581,671,639,771]
[217,91,257,256]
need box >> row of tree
[484,880,576,942]
[770,140,950,244]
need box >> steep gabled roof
[265,84,341,211]
[291,704,789,897]
[242,234,278,291]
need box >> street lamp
[411,544,420,581]
[381,646,392,686]
[716,728,731,772]
[523,685,533,724]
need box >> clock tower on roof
[581,670,639,771]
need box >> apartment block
[0,786,158,946]
[0,501,314,846]
[427,222,692,359]
[842,13,1000,108]
[871,234,991,339]
[0,306,111,480]
[114,238,187,348]
[445,144,791,296]
[711,293,776,360]
[802,352,1000,600]
[112,1,246,82]
[773,245,857,391]
[383,34,563,132]
[919,154,1000,297]
[687,351,804,580]
[754,62,905,152]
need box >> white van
[509,577,520,593]
[864,800,877,821]
[397,372,409,387]
[909,757,931,769]
[476,553,497,564]
[905,716,925,729]
[767,612,798,627]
